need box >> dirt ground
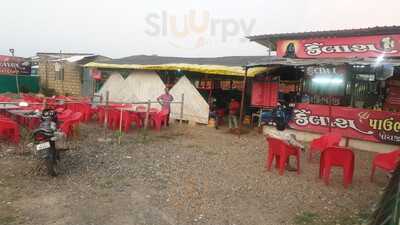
[0,122,388,225]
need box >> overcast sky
[1,0,399,58]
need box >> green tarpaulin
[0,75,39,93]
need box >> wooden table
[0,104,20,110]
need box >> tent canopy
[85,55,276,77]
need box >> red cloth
[229,100,240,115]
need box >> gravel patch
[0,122,386,225]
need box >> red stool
[319,147,354,188]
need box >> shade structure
[169,76,209,124]
[119,70,166,108]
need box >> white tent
[169,76,209,124]
[97,72,125,102]
[119,70,166,108]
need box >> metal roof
[96,55,267,67]
[245,57,400,68]
[247,26,400,50]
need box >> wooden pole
[328,95,332,133]
[118,107,123,145]
[103,91,109,139]
[144,100,151,129]
[180,93,184,124]
[10,51,20,97]
[15,75,20,97]
[238,67,248,137]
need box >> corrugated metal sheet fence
[0,75,39,93]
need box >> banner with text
[289,103,400,144]
[277,34,400,58]
[0,55,31,75]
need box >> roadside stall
[84,55,270,126]
[247,26,400,150]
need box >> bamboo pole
[118,107,123,145]
[144,100,151,129]
[328,96,332,133]
[103,91,109,139]
[238,67,248,137]
[180,93,184,124]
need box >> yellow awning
[84,62,274,78]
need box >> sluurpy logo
[144,10,256,49]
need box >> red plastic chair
[266,137,301,175]
[135,105,147,112]
[319,147,354,188]
[370,150,400,182]
[55,107,65,113]
[0,119,20,144]
[59,112,82,137]
[309,132,342,161]
[123,111,142,132]
[66,103,90,122]
[57,109,73,121]
[149,109,169,131]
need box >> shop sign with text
[277,34,400,58]
[289,103,400,145]
[0,55,31,75]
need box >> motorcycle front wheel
[45,155,58,177]
[45,148,58,177]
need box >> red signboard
[91,69,101,80]
[289,103,400,145]
[251,81,278,108]
[0,55,31,75]
[277,34,400,58]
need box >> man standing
[228,98,240,131]
[157,88,174,126]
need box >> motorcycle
[32,108,62,176]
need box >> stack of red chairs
[65,102,92,122]
[21,94,43,104]
[0,96,13,102]
[370,149,400,181]
[309,132,342,161]
[149,109,169,131]
[57,109,73,122]
[136,105,146,111]
[319,147,355,188]
[97,106,106,124]
[266,137,301,175]
[96,104,126,125]
[108,108,122,130]
[0,116,20,144]
[123,111,142,132]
